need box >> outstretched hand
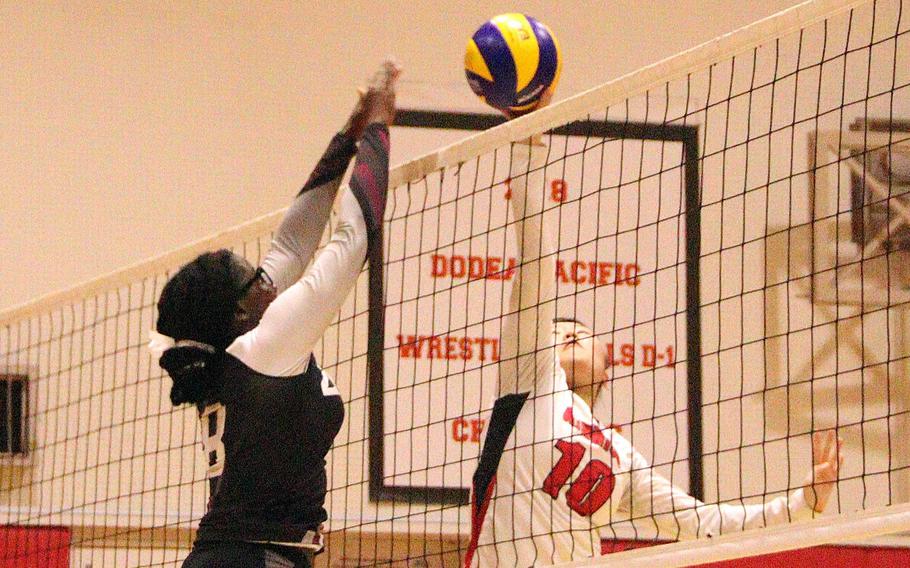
[803,430,844,513]
[344,59,402,139]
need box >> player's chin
[562,363,596,389]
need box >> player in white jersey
[465,134,844,567]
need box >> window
[0,375,27,455]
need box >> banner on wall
[370,111,702,504]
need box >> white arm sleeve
[261,132,355,293]
[226,187,367,376]
[619,450,815,540]
[498,141,558,397]
[260,182,340,294]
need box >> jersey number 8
[542,440,616,516]
[200,404,227,479]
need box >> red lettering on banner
[399,335,674,369]
[469,256,483,278]
[619,263,640,286]
[551,179,568,202]
[556,260,569,283]
[445,336,458,360]
[431,255,447,277]
[503,177,569,203]
[396,335,500,361]
[503,258,517,279]
[571,261,584,283]
[621,344,635,366]
[451,418,486,443]
[605,343,676,368]
[451,256,466,278]
[598,263,613,285]
[487,257,501,277]
[470,419,485,442]
[431,255,638,285]
[488,337,500,361]
[452,418,469,442]
[429,336,443,359]
[429,254,518,281]
[642,344,657,368]
[460,337,473,360]
[397,336,426,358]
[555,260,641,287]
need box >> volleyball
[465,13,562,114]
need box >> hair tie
[149,330,217,358]
[174,339,217,353]
[148,330,176,358]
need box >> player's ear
[229,305,252,338]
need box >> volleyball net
[2,0,910,565]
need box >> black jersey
[194,353,344,544]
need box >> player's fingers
[818,434,831,465]
[377,59,401,90]
[832,437,841,461]
[821,431,835,462]
[352,87,368,109]
[816,463,836,483]
[377,57,397,77]
[386,64,402,83]
[812,431,827,464]
[383,57,402,78]
[368,64,388,90]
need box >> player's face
[553,321,609,393]
[231,256,278,336]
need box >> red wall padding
[603,539,910,567]
[0,526,69,568]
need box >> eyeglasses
[238,267,273,298]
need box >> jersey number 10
[542,440,615,516]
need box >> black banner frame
[368,110,703,506]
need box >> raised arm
[497,140,558,396]
[618,447,816,540]
[260,87,386,293]
[259,132,356,293]
[227,61,399,377]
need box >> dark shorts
[182,541,314,568]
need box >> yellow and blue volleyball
[465,13,562,114]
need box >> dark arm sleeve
[260,132,358,293]
[346,123,390,249]
[227,124,390,376]
[297,132,358,197]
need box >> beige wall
[0,0,805,311]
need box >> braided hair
[156,249,248,406]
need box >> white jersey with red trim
[469,361,629,567]
[468,361,814,567]
[465,142,814,567]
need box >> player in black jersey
[152,60,400,568]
